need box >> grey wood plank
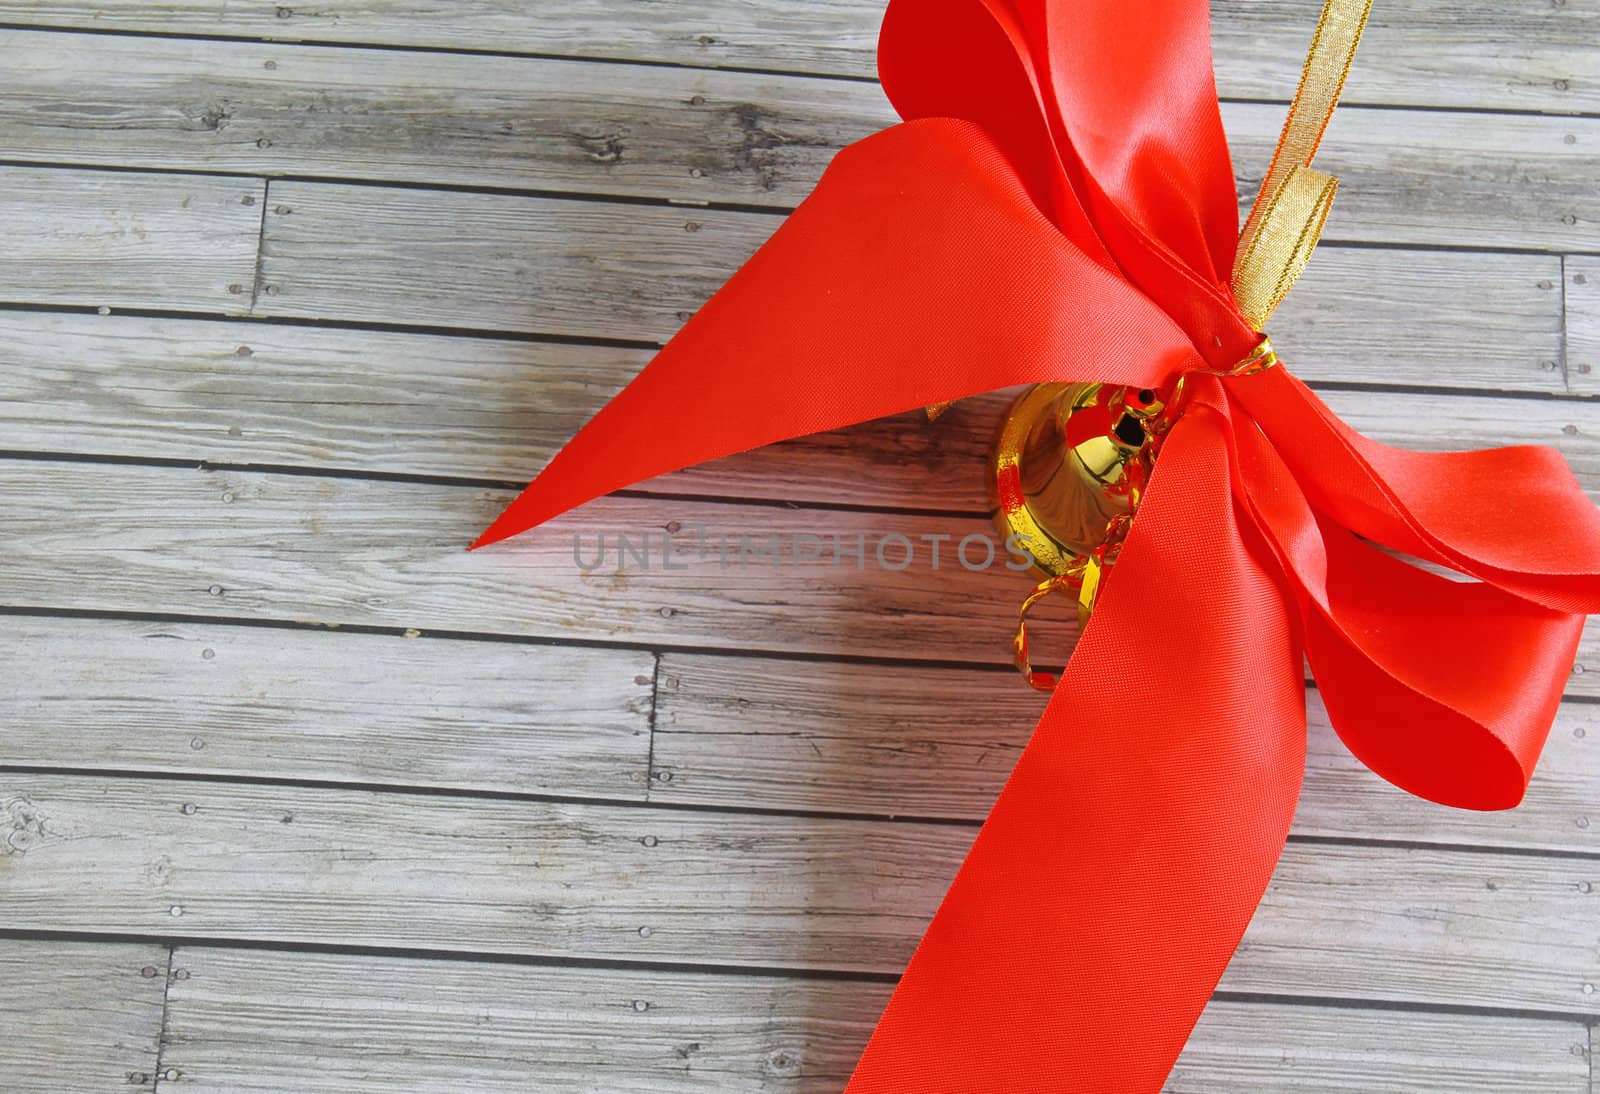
[252,179,1564,363]
[1209,0,1599,115]
[159,946,1591,1093]
[0,617,652,799]
[0,940,168,1093]
[0,29,887,208]
[651,654,1600,852]
[3,29,1595,253]
[1568,255,1600,398]
[252,180,766,339]
[1228,102,1598,252]
[1,773,1595,1013]
[0,0,1590,113]
[2,459,1596,696]
[3,613,1586,852]
[162,946,882,1093]
[0,459,1058,661]
[0,312,648,478]
[1170,1002,1592,1094]
[0,313,1583,512]
[1271,250,1563,394]
[0,167,263,313]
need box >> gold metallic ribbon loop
[1232,167,1339,330]
[1232,0,1373,330]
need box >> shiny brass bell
[990,382,1164,621]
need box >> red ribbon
[474,0,1600,1087]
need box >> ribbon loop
[1232,165,1340,329]
[1232,0,1373,329]
[1227,367,1600,613]
[1227,402,1580,809]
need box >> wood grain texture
[2,29,1595,251]
[2,773,1596,1013]
[0,616,653,799]
[0,940,168,1093]
[162,946,881,1094]
[252,179,1566,360]
[158,947,1592,1094]
[1169,1003,1592,1094]
[0,0,1591,113]
[0,167,262,313]
[3,613,1588,849]
[1229,101,1597,252]
[1210,0,1599,115]
[0,312,647,477]
[0,28,887,207]
[0,313,1586,509]
[1568,255,1600,398]
[0,460,1055,661]
[252,180,768,338]
[651,654,1600,852]
[3,459,1595,696]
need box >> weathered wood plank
[1210,0,1599,115]
[3,459,1595,695]
[160,947,1591,1093]
[651,654,1599,852]
[1171,1003,1591,1094]
[0,167,262,313]
[253,180,1564,359]
[2,460,1596,695]
[0,0,1590,113]
[3,29,1596,252]
[1236,102,1597,251]
[0,313,1584,510]
[0,940,168,1093]
[3,611,1587,851]
[1567,255,1600,398]
[0,459,1059,662]
[0,617,652,799]
[1272,250,1563,394]
[162,946,880,1093]
[253,180,762,338]
[0,29,887,207]
[2,774,1595,1012]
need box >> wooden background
[0,1,1596,1090]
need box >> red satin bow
[474,0,1600,1088]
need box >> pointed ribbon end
[469,493,550,551]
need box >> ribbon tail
[847,403,1306,1092]
[473,118,1202,548]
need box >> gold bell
[989,382,1164,623]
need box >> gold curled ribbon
[1231,0,1373,331]
[1012,569,1087,690]
[1158,338,1280,434]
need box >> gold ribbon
[1231,0,1373,330]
